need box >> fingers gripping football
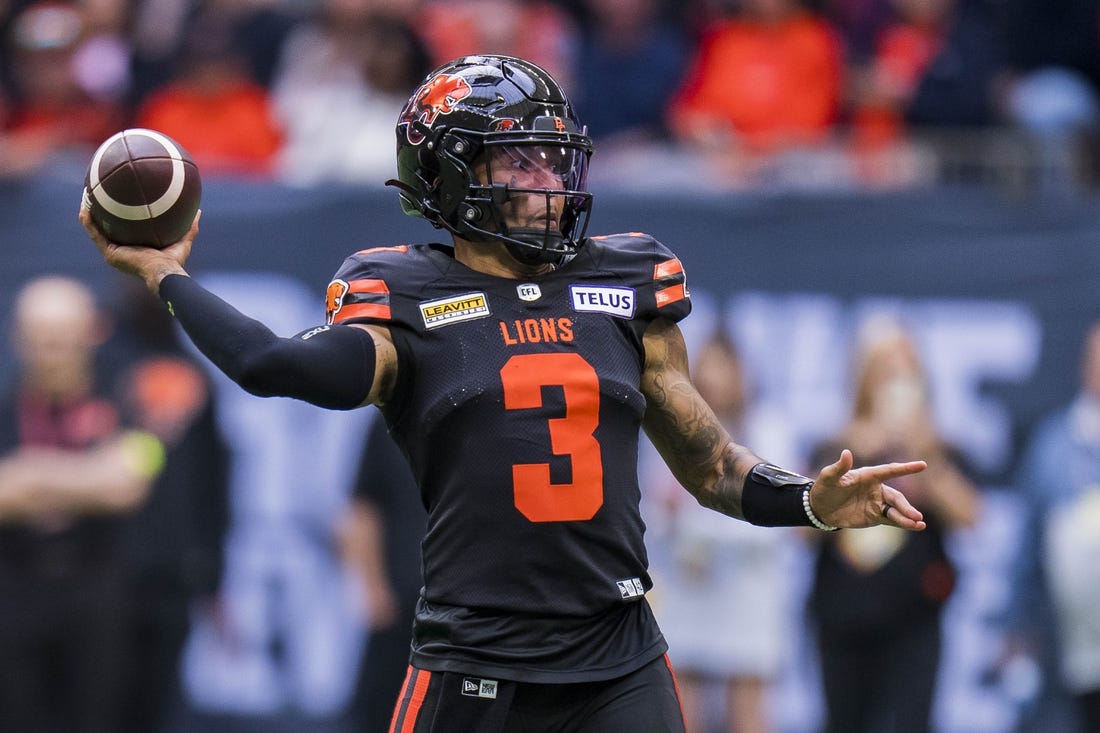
[79,206,197,293]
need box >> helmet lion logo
[400,73,474,145]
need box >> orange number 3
[500,352,604,522]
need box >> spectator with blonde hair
[806,317,980,733]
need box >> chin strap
[471,185,576,264]
[504,227,568,265]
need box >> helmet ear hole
[416,147,438,178]
[434,151,470,220]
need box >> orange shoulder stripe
[654,258,684,281]
[347,278,390,295]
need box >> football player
[81,55,926,733]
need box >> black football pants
[388,654,686,733]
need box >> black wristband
[741,462,817,528]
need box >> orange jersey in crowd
[852,23,945,146]
[136,82,283,177]
[671,13,843,151]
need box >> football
[83,128,202,248]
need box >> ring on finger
[882,504,893,518]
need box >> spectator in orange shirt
[848,0,952,148]
[844,0,1003,185]
[669,0,843,154]
[134,13,283,178]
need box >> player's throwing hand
[78,205,197,294]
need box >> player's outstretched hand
[78,205,198,295]
[809,449,927,531]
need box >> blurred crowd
[1,0,1100,188]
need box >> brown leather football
[83,129,202,249]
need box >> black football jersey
[325,233,691,682]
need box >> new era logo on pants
[461,677,498,699]
[616,577,644,599]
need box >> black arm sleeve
[159,274,376,410]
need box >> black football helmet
[388,55,594,265]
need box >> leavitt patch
[420,292,490,329]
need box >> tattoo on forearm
[641,318,762,520]
[645,370,721,466]
[644,373,758,520]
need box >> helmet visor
[482,143,589,197]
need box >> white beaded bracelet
[802,488,839,531]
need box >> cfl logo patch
[616,577,645,599]
[461,677,498,699]
[516,283,541,301]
